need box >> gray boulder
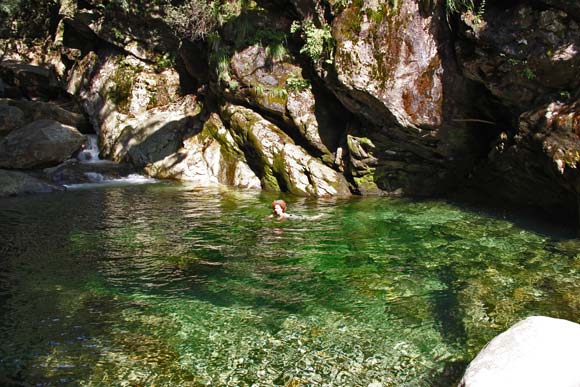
[0,98,91,133]
[460,316,580,387]
[0,169,63,197]
[0,104,24,136]
[0,119,86,169]
[0,60,61,99]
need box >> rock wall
[1,0,579,217]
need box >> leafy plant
[445,0,485,18]
[291,20,334,64]
[285,74,311,93]
[521,67,536,80]
[108,59,142,113]
[154,53,175,72]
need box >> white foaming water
[64,174,159,189]
[77,135,105,163]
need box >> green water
[0,183,579,387]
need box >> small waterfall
[77,135,103,163]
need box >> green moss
[334,6,363,42]
[107,58,142,114]
[354,173,379,192]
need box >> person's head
[271,200,287,216]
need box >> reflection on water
[0,183,579,386]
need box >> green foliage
[559,90,572,101]
[108,59,142,113]
[291,20,334,64]
[110,26,125,41]
[265,42,287,61]
[446,0,485,17]
[521,67,536,80]
[285,73,311,93]
[507,58,537,81]
[251,84,287,100]
[0,0,58,38]
[326,0,351,13]
[154,53,175,72]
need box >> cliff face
[0,0,578,219]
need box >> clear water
[0,183,579,387]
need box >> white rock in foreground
[460,316,580,387]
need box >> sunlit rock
[78,54,182,158]
[221,104,350,196]
[331,0,443,128]
[108,95,201,167]
[145,113,261,189]
[460,316,580,387]
[0,119,86,169]
[325,0,491,196]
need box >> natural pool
[0,183,579,387]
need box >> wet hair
[271,199,287,212]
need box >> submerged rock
[0,119,86,169]
[0,169,63,197]
[460,316,580,387]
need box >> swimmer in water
[270,199,290,220]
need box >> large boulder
[0,60,62,100]
[106,95,202,166]
[0,169,63,197]
[224,42,341,164]
[320,0,493,196]
[145,113,261,189]
[0,104,24,136]
[0,98,90,133]
[460,316,580,387]
[221,104,351,196]
[455,4,580,113]
[469,98,580,219]
[331,0,444,129]
[78,54,184,158]
[0,119,86,169]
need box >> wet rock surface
[0,169,64,197]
